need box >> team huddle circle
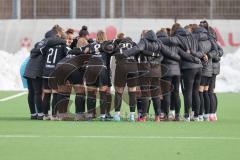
[23,22,222,122]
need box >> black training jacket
[208,30,224,75]
[124,30,180,64]
[158,31,201,76]
[123,30,180,77]
[24,39,48,79]
[168,28,204,70]
[192,27,215,77]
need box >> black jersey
[113,38,137,63]
[40,37,70,77]
[57,45,91,72]
[62,46,88,61]
[84,41,113,86]
[100,41,115,86]
[88,41,113,68]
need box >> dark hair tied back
[82,25,88,31]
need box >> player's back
[41,37,69,78]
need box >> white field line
[0,92,27,102]
[0,135,240,141]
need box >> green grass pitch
[0,91,240,160]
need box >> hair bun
[82,25,88,31]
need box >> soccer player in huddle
[40,27,70,120]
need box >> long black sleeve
[123,39,146,57]
[191,44,205,59]
[168,36,183,46]
[217,43,224,57]
[212,43,224,62]
[140,50,156,57]
[178,48,200,63]
[30,48,42,58]
[208,49,218,59]
[160,44,181,62]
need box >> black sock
[100,91,107,115]
[203,91,210,114]
[56,93,70,114]
[172,92,181,116]
[199,92,204,115]
[209,91,215,114]
[27,79,36,115]
[137,98,142,115]
[87,91,96,116]
[161,95,169,116]
[129,92,136,113]
[152,97,161,116]
[42,93,51,115]
[141,97,149,116]
[214,93,218,113]
[106,93,112,114]
[52,93,58,116]
[28,91,36,114]
[170,94,175,111]
[192,98,196,117]
[35,92,43,114]
[114,92,122,112]
[160,99,164,114]
[75,93,85,113]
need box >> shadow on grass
[0,116,31,122]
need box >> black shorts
[200,76,211,86]
[68,69,84,85]
[138,63,161,78]
[114,61,138,88]
[43,77,58,90]
[85,68,109,87]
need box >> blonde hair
[96,30,107,43]
[77,38,88,48]
[53,25,66,39]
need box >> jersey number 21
[47,48,58,64]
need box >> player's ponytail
[79,25,89,38]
